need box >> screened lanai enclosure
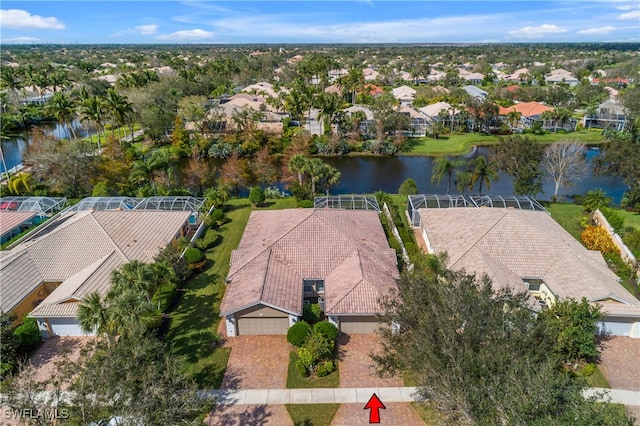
[314,195,381,212]
[0,196,67,215]
[407,194,548,227]
[68,196,204,212]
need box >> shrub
[601,208,625,234]
[287,321,311,347]
[398,178,418,196]
[184,247,204,264]
[314,321,340,340]
[581,363,597,377]
[581,225,619,255]
[297,199,314,208]
[151,282,177,312]
[622,228,640,258]
[249,186,266,206]
[302,303,322,324]
[14,317,41,352]
[316,363,329,377]
[195,229,219,251]
[295,358,309,377]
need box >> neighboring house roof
[344,105,374,120]
[462,85,488,99]
[220,209,399,317]
[418,208,640,317]
[392,85,417,100]
[363,68,379,81]
[399,105,425,119]
[1,210,191,316]
[498,101,553,118]
[241,82,278,98]
[362,84,383,96]
[0,211,37,236]
[419,101,459,118]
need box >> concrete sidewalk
[201,387,418,405]
[202,387,640,406]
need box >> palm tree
[431,157,463,194]
[582,188,611,212]
[455,170,474,195]
[203,185,230,210]
[79,95,105,153]
[471,155,499,195]
[46,92,77,139]
[7,172,31,194]
[130,149,170,196]
[78,291,113,343]
[105,88,133,141]
[288,154,308,185]
[109,260,156,303]
[506,110,522,130]
[316,92,342,134]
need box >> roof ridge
[228,210,314,279]
[451,209,509,266]
[259,249,273,302]
[89,211,129,261]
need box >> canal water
[1,132,628,204]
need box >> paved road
[201,387,640,406]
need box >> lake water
[1,132,628,204]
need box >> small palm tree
[472,155,499,195]
[78,291,113,344]
[582,188,611,212]
[431,157,463,194]
[109,260,156,303]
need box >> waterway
[1,131,628,204]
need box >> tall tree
[492,135,545,196]
[471,155,499,195]
[372,255,633,425]
[542,141,587,198]
[104,88,133,141]
[46,92,77,139]
[431,157,463,194]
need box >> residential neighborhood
[1,38,640,425]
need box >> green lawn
[402,130,607,156]
[286,404,339,426]
[545,203,586,241]
[584,366,611,389]
[618,209,640,230]
[165,197,297,388]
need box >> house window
[522,277,543,292]
[303,279,324,295]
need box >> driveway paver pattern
[331,402,425,425]
[337,334,403,388]
[205,404,293,426]
[220,335,291,389]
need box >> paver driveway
[337,334,403,388]
[597,336,640,423]
[332,403,424,425]
[29,336,93,388]
[205,404,293,426]
[220,335,291,389]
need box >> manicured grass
[411,402,451,426]
[165,196,297,388]
[584,366,611,389]
[545,203,586,241]
[618,209,640,230]
[402,130,606,156]
[286,351,339,389]
[286,404,339,426]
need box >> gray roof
[220,209,399,317]
[1,210,191,317]
[418,208,640,317]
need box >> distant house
[413,203,640,338]
[498,101,554,129]
[462,85,488,101]
[363,68,380,82]
[398,105,428,137]
[546,69,579,87]
[343,105,375,138]
[219,209,399,336]
[392,85,417,105]
[461,72,485,86]
[583,99,628,131]
[1,200,198,336]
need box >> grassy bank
[403,129,606,156]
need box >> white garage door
[339,316,380,334]
[49,318,88,336]
[600,319,634,337]
[237,317,289,335]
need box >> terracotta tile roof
[220,209,399,316]
[1,210,191,316]
[418,208,640,317]
[0,211,37,236]
[498,101,553,118]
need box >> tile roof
[498,101,554,118]
[1,210,191,316]
[0,211,37,236]
[220,209,399,317]
[418,208,640,318]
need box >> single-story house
[1,207,193,336]
[219,209,400,336]
[498,101,554,129]
[462,85,488,101]
[392,85,417,105]
[583,99,628,131]
[414,205,640,338]
[0,211,37,244]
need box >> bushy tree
[539,298,603,363]
[398,178,418,196]
[249,186,266,206]
[0,312,20,378]
[287,321,311,347]
[492,135,545,196]
[373,254,632,425]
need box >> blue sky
[1,1,639,44]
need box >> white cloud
[618,9,640,20]
[508,24,568,38]
[156,29,214,41]
[1,36,41,43]
[576,26,616,35]
[135,24,158,35]
[616,5,635,10]
[0,9,64,30]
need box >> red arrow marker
[364,393,386,423]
